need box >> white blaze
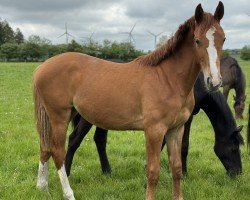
[206,27,220,86]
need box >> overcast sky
[0,0,249,51]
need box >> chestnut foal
[33,2,225,200]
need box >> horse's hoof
[36,183,48,191]
[63,194,75,200]
[102,168,112,175]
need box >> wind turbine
[121,23,136,44]
[147,30,164,49]
[81,32,95,43]
[58,23,74,44]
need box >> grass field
[0,60,249,200]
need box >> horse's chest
[169,94,195,128]
[143,94,194,129]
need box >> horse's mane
[136,13,216,66]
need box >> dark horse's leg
[65,117,92,176]
[181,115,193,176]
[94,128,111,174]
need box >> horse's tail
[247,103,250,151]
[33,84,51,151]
[71,113,81,129]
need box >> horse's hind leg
[36,106,51,191]
[166,126,184,200]
[65,117,92,176]
[94,128,111,174]
[37,149,51,191]
[49,109,75,200]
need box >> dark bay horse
[220,56,246,119]
[65,73,243,177]
[33,3,225,200]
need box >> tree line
[0,19,143,61]
[0,18,249,61]
[0,36,144,61]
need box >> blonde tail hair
[33,84,51,151]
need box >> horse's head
[193,2,225,91]
[214,125,244,177]
[233,95,246,119]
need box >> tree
[82,40,102,57]
[0,43,19,61]
[27,35,51,45]
[0,19,4,45]
[240,45,250,60]
[100,40,112,59]
[99,40,143,60]
[24,35,52,60]
[117,42,143,60]
[1,20,15,44]
[67,40,83,52]
[14,28,24,44]
[21,42,42,61]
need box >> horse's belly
[74,99,144,131]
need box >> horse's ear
[195,4,204,24]
[214,1,224,22]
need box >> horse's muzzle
[207,76,222,91]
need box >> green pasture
[0,60,249,200]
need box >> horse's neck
[235,70,246,99]
[201,92,236,137]
[160,34,200,97]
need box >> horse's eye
[223,37,226,43]
[195,39,202,46]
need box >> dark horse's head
[233,95,246,119]
[214,125,244,176]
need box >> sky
[0,0,249,51]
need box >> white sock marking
[58,164,75,200]
[37,161,49,190]
[206,27,220,86]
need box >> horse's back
[220,57,238,86]
[33,52,145,130]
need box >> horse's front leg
[145,125,166,200]
[166,126,184,200]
